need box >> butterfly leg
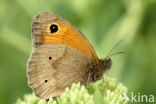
[87,72,91,85]
[102,76,107,95]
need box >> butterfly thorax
[88,58,112,82]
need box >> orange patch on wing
[42,21,98,62]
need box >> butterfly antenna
[106,39,124,59]
[109,51,125,57]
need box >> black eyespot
[45,80,48,83]
[49,56,52,60]
[50,24,58,33]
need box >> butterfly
[27,12,123,100]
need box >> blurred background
[0,0,156,104]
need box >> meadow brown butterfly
[27,12,112,99]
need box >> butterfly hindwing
[27,43,92,99]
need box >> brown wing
[27,43,93,99]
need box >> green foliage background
[0,0,156,104]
